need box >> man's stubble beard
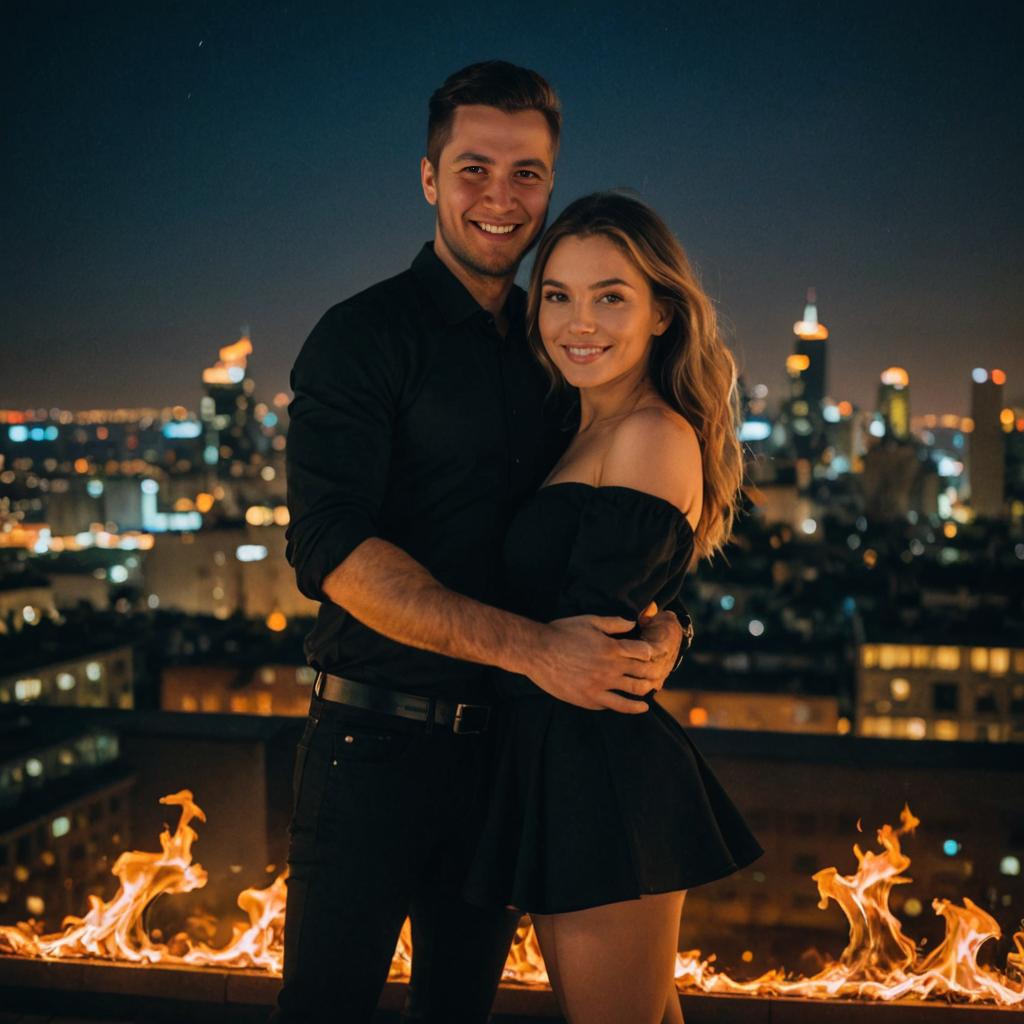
[436,195,549,281]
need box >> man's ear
[421,157,438,206]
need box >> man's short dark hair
[427,60,561,169]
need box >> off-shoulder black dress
[463,483,763,915]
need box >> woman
[464,192,763,1024]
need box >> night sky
[3,1,1022,416]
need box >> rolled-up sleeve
[285,302,402,603]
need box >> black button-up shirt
[285,242,567,697]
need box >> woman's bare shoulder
[599,405,702,520]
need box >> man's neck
[432,234,516,324]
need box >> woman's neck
[578,368,658,432]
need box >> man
[276,61,687,1023]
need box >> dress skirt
[463,692,764,915]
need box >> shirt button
[514,457,521,465]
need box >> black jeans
[270,694,520,1023]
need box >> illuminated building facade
[969,368,1007,518]
[856,641,1024,742]
[0,721,133,924]
[0,646,135,710]
[142,524,317,621]
[161,663,317,716]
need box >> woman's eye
[542,291,567,302]
[599,293,624,304]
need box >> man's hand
[521,614,665,714]
[637,606,686,687]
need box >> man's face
[421,105,555,279]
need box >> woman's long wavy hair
[526,191,744,564]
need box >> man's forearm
[322,537,542,675]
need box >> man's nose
[483,177,515,213]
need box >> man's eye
[515,170,541,179]
[461,166,486,174]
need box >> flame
[2,795,1022,1007]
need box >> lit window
[689,707,709,727]
[1000,856,1021,877]
[51,816,71,838]
[861,645,877,668]
[906,718,926,740]
[933,647,961,671]
[989,649,1009,677]
[230,694,250,713]
[200,694,221,712]
[56,672,76,692]
[14,679,42,702]
[256,692,274,715]
[1013,651,1024,675]
[970,648,989,673]
[934,720,959,741]
[85,662,102,682]
[261,668,276,684]
[181,695,198,712]
[890,678,911,701]
[911,646,931,668]
[25,758,43,778]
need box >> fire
[1,795,1021,1007]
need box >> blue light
[943,839,961,857]
[263,412,278,428]
[86,480,104,498]
[163,421,202,439]
[45,425,58,440]
[8,425,28,442]
[953,433,964,449]
[972,367,988,384]
[739,419,771,442]
[720,595,735,611]
[203,445,219,465]
[29,427,46,441]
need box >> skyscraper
[877,367,911,440]
[969,368,1006,518]
[200,335,257,472]
[791,288,829,408]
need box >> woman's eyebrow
[541,277,637,290]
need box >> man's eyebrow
[452,152,495,164]
[540,277,635,290]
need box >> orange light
[742,950,754,963]
[863,548,878,568]
[688,706,709,727]
[881,367,909,387]
[96,427,109,440]
[837,401,853,417]
[1000,408,1014,426]
[195,492,215,514]
[991,369,1006,386]
[266,611,287,632]
[74,458,88,473]
[943,522,957,539]
[786,354,811,375]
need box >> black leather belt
[313,672,491,735]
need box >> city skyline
[3,2,1022,415]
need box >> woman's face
[538,233,669,391]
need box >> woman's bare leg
[532,891,685,1024]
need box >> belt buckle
[453,703,490,735]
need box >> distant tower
[969,367,1006,518]
[791,288,829,408]
[877,367,911,440]
[201,335,256,471]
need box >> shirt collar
[411,241,526,330]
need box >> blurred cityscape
[1,291,1022,977]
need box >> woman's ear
[652,301,673,337]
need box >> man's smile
[471,220,522,236]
